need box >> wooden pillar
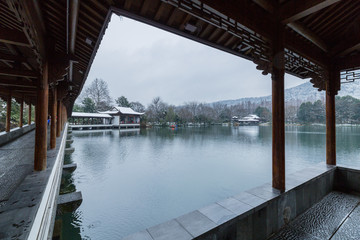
[28,103,32,125]
[6,91,11,132]
[272,23,285,192]
[326,69,338,165]
[61,104,64,131]
[34,62,49,171]
[19,98,24,127]
[50,89,57,149]
[56,100,61,137]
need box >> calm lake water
[60,125,360,239]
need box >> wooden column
[50,89,57,149]
[326,69,338,165]
[61,103,64,131]
[34,62,49,171]
[56,99,61,137]
[6,91,11,132]
[19,98,24,127]
[28,103,32,125]
[272,22,285,192]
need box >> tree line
[70,78,360,125]
[297,96,360,124]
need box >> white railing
[28,123,68,239]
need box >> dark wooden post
[19,98,24,128]
[326,69,339,165]
[28,103,32,125]
[34,62,49,171]
[272,22,285,192]
[50,88,57,149]
[56,99,61,137]
[6,91,11,132]
[60,103,64,131]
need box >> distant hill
[214,80,360,106]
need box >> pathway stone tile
[332,204,360,240]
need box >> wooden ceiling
[0,0,359,109]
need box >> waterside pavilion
[0,0,360,239]
[100,106,143,128]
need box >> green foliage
[73,103,83,112]
[82,98,96,113]
[335,95,360,123]
[254,106,271,122]
[297,100,325,123]
[115,96,131,107]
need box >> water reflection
[61,125,360,239]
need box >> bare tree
[146,97,168,123]
[130,101,145,112]
[83,78,112,111]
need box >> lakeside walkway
[0,127,66,239]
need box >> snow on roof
[112,107,144,115]
[71,112,112,118]
[98,110,118,114]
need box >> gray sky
[86,15,307,106]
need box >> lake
[59,125,360,239]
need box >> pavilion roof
[0,0,359,112]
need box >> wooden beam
[326,69,338,165]
[335,53,360,71]
[252,0,275,14]
[200,0,274,40]
[0,26,30,47]
[0,78,36,88]
[330,19,360,57]
[0,53,27,62]
[272,19,285,192]
[19,98,23,127]
[50,88,57,149]
[23,0,47,60]
[199,0,328,67]
[287,22,328,52]
[0,68,38,78]
[34,61,49,171]
[284,30,328,67]
[69,0,79,53]
[68,0,80,82]
[280,0,341,24]
[6,91,11,132]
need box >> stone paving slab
[0,164,32,203]
[332,203,360,240]
[176,210,216,237]
[268,191,360,240]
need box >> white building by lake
[70,107,144,130]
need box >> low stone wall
[0,123,35,146]
[123,164,337,240]
[334,165,360,193]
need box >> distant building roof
[71,112,112,118]
[100,107,144,115]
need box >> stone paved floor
[268,191,360,240]
[0,131,36,204]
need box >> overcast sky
[85,15,307,106]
